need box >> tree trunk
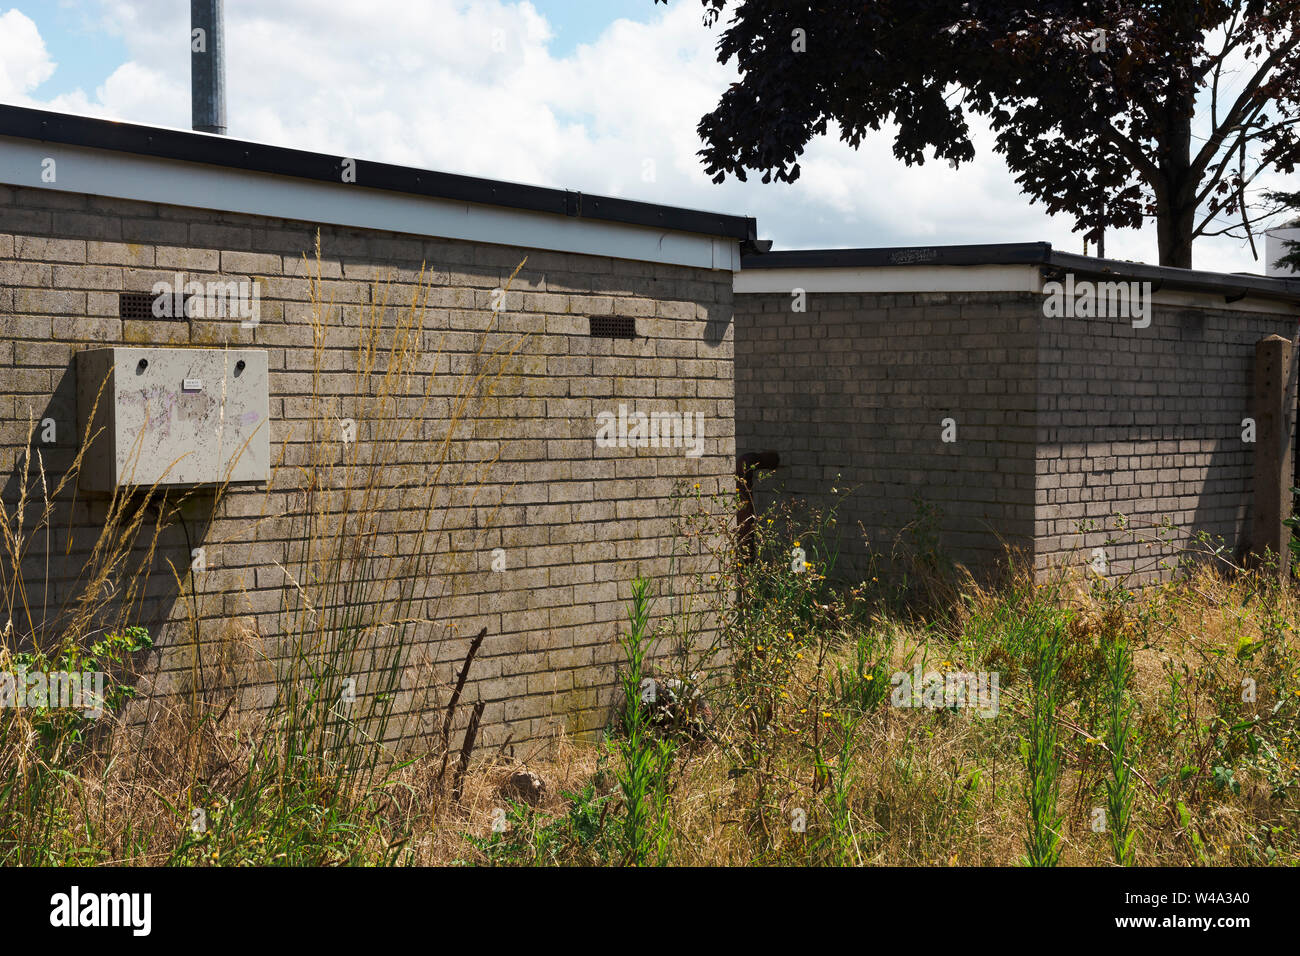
[1156,199,1196,269]
[1155,82,1197,269]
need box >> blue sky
[1,1,1293,273]
[23,0,663,96]
[540,0,664,55]
[11,2,125,97]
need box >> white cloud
[0,8,56,100]
[2,0,1289,273]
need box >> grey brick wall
[734,290,1039,579]
[1036,303,1299,583]
[0,183,735,750]
[735,284,1298,584]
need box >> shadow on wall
[1176,326,1297,579]
[1040,444,1253,584]
[1035,315,1299,585]
[1,357,219,707]
[742,356,1037,585]
[749,479,1034,586]
[703,300,732,346]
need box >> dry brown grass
[419,552,1300,867]
[5,504,1299,865]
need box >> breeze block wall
[1034,301,1300,584]
[735,282,1299,586]
[734,290,1039,579]
[0,182,736,751]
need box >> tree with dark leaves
[660,0,1300,267]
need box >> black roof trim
[740,242,1053,270]
[1044,249,1300,305]
[741,242,1300,305]
[0,104,757,242]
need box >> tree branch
[1190,35,1300,181]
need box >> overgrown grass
[456,498,1300,867]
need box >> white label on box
[182,378,202,391]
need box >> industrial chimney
[190,0,226,134]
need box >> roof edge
[740,242,1300,305]
[740,242,1052,270]
[1045,250,1300,304]
[0,104,756,242]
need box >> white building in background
[1267,225,1300,276]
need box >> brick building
[6,102,1300,750]
[0,105,755,748]
[735,243,1300,584]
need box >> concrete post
[1252,334,1294,574]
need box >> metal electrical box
[76,347,270,491]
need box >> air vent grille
[119,291,193,320]
[589,316,637,339]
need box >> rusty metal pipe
[736,450,780,567]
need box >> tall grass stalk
[170,240,526,863]
[1104,632,1137,865]
[617,575,674,865]
[1023,607,1064,867]
[0,378,194,863]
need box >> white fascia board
[734,263,1298,315]
[1146,287,1298,316]
[733,264,1044,294]
[0,136,740,271]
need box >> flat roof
[741,242,1300,305]
[0,104,756,243]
